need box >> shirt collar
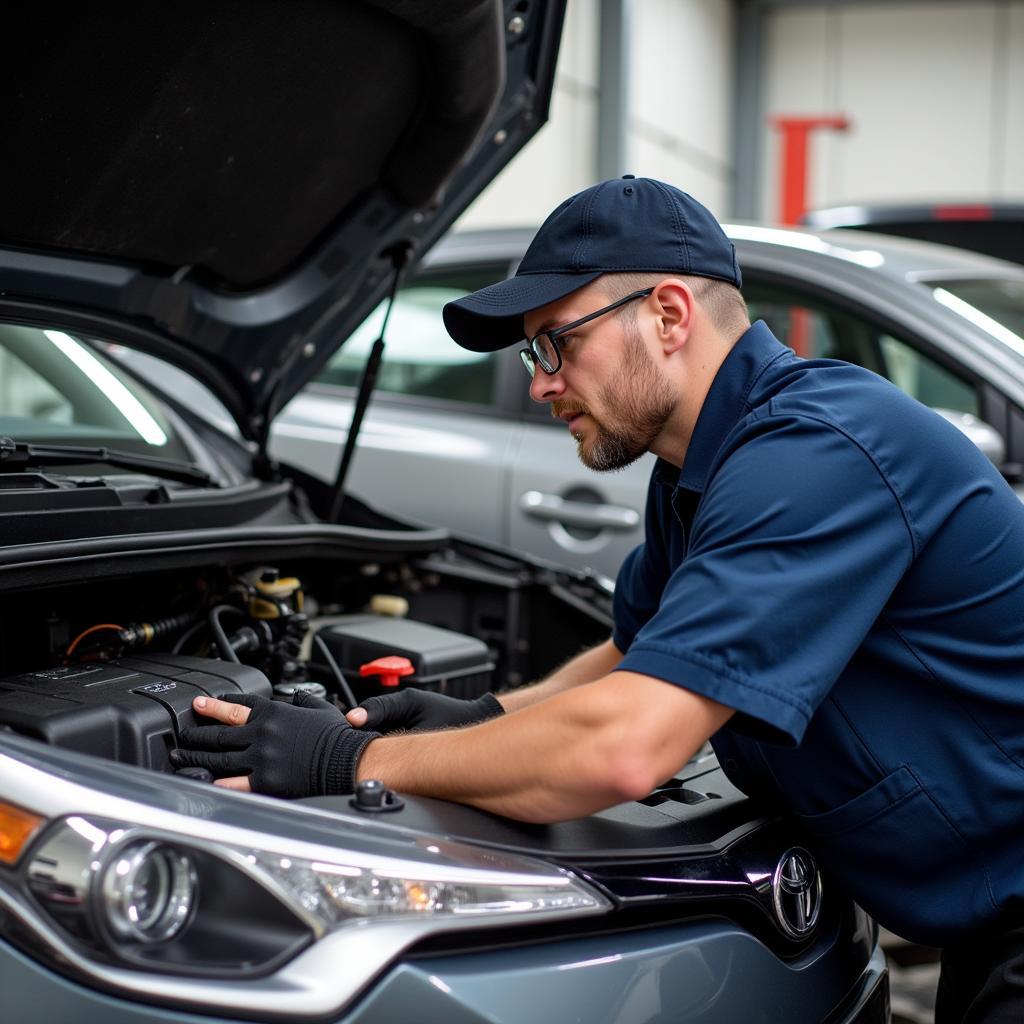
[655,320,789,495]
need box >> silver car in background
[271,226,1024,580]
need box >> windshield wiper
[0,438,216,487]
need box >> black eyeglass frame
[519,287,654,378]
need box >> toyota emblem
[772,847,822,939]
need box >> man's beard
[554,325,677,472]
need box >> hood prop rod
[328,243,411,524]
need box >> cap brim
[443,271,603,352]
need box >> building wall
[458,0,601,231]
[628,0,735,216]
[759,1,1024,221]
[458,0,736,230]
[457,0,1024,232]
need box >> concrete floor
[884,931,940,1024]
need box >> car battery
[0,654,272,770]
[315,615,494,702]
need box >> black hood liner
[1,1,501,289]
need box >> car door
[271,263,525,549]
[505,391,652,581]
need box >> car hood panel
[0,2,565,435]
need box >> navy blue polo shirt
[613,320,1024,946]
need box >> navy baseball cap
[443,176,741,352]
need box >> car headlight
[1,806,609,1016]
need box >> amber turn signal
[0,801,45,865]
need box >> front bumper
[1,919,888,1024]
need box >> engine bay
[0,543,612,777]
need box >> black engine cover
[0,653,271,770]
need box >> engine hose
[171,619,209,655]
[208,605,242,663]
[313,633,358,711]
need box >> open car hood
[0,1,564,440]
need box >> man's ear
[650,279,694,354]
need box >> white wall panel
[630,0,734,198]
[761,1,1023,218]
[760,6,833,220]
[461,0,735,230]
[457,1,1020,233]
[459,0,599,230]
[631,135,729,216]
[1001,2,1024,198]
[834,3,996,203]
[458,83,599,229]
[559,0,600,89]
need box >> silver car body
[271,226,1024,579]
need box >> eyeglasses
[519,288,654,378]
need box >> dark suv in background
[803,202,1024,266]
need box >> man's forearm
[357,670,734,823]
[495,636,623,713]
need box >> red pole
[768,115,850,225]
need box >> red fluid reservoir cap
[360,656,415,688]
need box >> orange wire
[66,623,124,658]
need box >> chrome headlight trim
[98,840,198,945]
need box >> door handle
[519,491,640,531]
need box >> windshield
[0,323,191,461]
[316,284,498,405]
[930,279,1024,354]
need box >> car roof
[423,222,1024,282]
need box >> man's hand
[346,689,504,733]
[170,691,380,797]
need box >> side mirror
[932,408,1006,468]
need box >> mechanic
[174,177,1024,1023]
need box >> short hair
[601,271,750,339]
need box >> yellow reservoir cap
[369,594,410,618]
[0,801,45,865]
[254,577,302,598]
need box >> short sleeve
[617,413,915,745]
[613,468,673,652]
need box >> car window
[877,334,979,414]
[102,345,242,439]
[315,269,505,407]
[0,322,191,459]
[745,284,980,416]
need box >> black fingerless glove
[356,688,504,733]
[170,690,381,798]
